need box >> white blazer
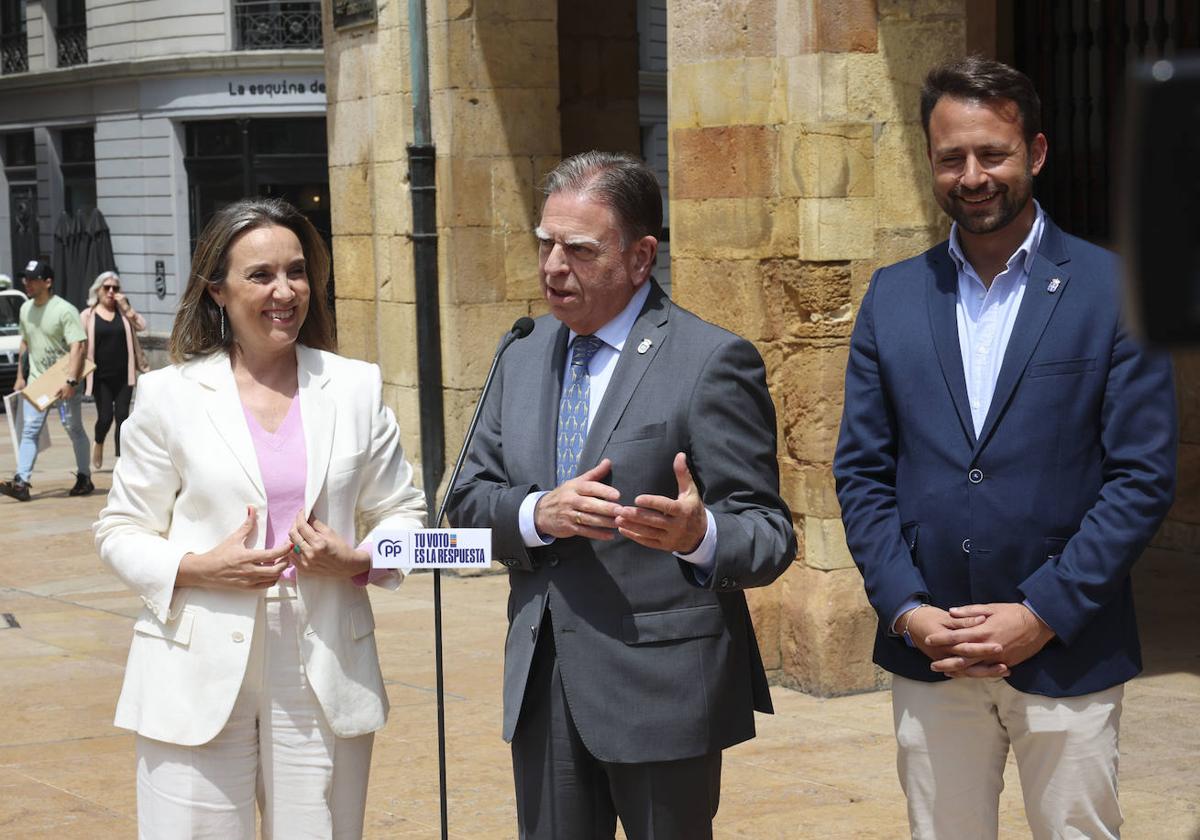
[94,345,426,746]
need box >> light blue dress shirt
[517,282,718,574]
[892,203,1046,634]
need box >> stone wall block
[491,156,538,232]
[382,382,423,478]
[775,0,816,57]
[335,299,377,365]
[767,342,850,464]
[368,25,410,96]
[331,235,376,301]
[878,0,967,22]
[503,232,541,301]
[671,198,799,260]
[326,98,371,167]
[818,53,849,121]
[381,234,417,304]
[437,154,494,228]
[783,55,822,123]
[759,257,854,340]
[669,58,787,129]
[797,197,876,261]
[779,458,842,520]
[372,93,415,164]
[874,121,943,228]
[671,257,770,341]
[779,564,884,696]
[814,0,879,53]
[428,0,555,23]
[378,301,419,388]
[441,89,560,158]
[328,39,368,104]
[372,161,414,236]
[329,164,373,236]
[844,53,899,122]
[439,226,508,304]
[672,125,778,200]
[746,580,783,672]
[871,17,966,121]
[805,516,857,571]
[435,19,558,91]
[780,122,874,199]
[668,0,778,64]
[441,302,533,388]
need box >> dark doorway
[1005,0,1200,244]
[184,117,332,309]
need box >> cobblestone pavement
[1,403,1197,838]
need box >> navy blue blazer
[833,218,1177,698]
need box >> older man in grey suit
[447,151,796,840]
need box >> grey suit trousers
[511,611,722,840]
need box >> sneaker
[68,474,95,497]
[0,477,31,502]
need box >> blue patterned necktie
[556,335,603,485]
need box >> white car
[0,286,28,403]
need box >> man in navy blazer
[834,57,1176,839]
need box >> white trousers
[891,675,1123,840]
[136,587,374,840]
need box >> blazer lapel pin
[637,338,653,354]
[1047,277,1061,294]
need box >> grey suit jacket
[447,281,796,764]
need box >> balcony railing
[1,31,27,74]
[235,1,322,50]
[56,22,87,67]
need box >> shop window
[55,0,86,68]
[4,131,38,278]
[60,126,96,215]
[184,117,332,308]
[0,0,27,74]
[234,1,322,50]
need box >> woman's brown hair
[169,197,336,362]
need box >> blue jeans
[16,392,91,483]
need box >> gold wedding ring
[575,511,582,526]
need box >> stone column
[323,1,562,487]
[667,0,966,695]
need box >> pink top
[244,395,376,586]
[245,396,307,582]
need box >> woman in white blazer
[94,198,425,839]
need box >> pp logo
[377,539,405,559]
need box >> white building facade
[0,0,328,344]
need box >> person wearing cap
[0,259,94,501]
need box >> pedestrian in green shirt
[0,260,93,501]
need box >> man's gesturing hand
[614,452,708,554]
[925,602,1056,677]
[534,459,621,541]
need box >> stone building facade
[323,0,1199,696]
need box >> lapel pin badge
[1046,278,1061,294]
[637,338,653,354]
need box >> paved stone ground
[1,403,1198,838]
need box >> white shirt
[950,203,1046,437]
[517,283,718,574]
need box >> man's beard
[942,171,1033,235]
